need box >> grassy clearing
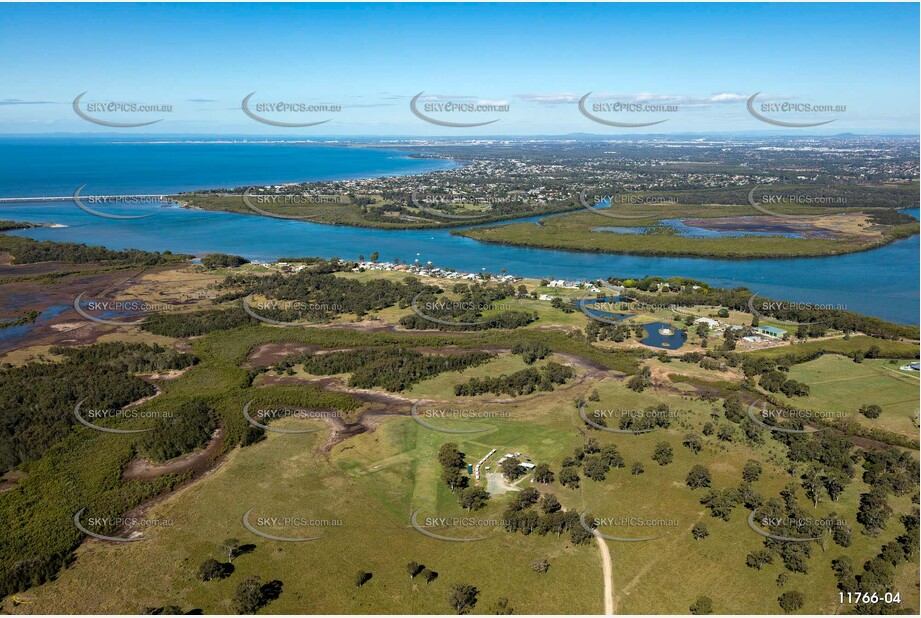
[773,355,920,440]
[569,379,919,614]
[12,412,600,615]
[745,336,919,362]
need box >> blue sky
[1,2,918,135]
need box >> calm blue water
[0,305,69,344]
[0,139,917,326]
[640,322,688,350]
[0,136,453,196]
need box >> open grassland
[773,355,920,441]
[3,324,918,614]
[746,336,919,362]
[570,379,920,614]
[11,411,601,614]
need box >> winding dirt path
[594,534,615,615]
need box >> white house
[693,317,720,328]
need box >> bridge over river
[0,194,172,203]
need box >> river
[0,138,917,325]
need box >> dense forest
[454,361,575,397]
[299,348,494,392]
[400,283,537,331]
[0,343,196,473]
[0,234,189,265]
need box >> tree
[570,525,593,545]
[691,523,709,540]
[583,455,609,481]
[531,558,550,573]
[857,489,892,536]
[220,538,242,563]
[491,597,513,615]
[627,367,651,392]
[723,397,745,422]
[801,467,825,508]
[420,567,438,583]
[559,466,580,489]
[449,583,479,614]
[407,561,422,579]
[533,463,554,484]
[717,424,735,442]
[746,550,774,570]
[539,494,561,514]
[355,571,372,587]
[701,489,739,521]
[823,470,849,502]
[683,433,702,454]
[651,442,673,466]
[686,465,712,489]
[458,486,490,512]
[690,596,713,615]
[201,253,249,269]
[859,404,882,419]
[438,443,466,469]
[778,591,804,613]
[631,461,644,475]
[441,466,468,492]
[232,576,266,614]
[742,460,762,483]
[833,522,852,548]
[197,558,231,581]
[501,458,525,481]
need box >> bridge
[0,195,173,203]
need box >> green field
[15,363,918,615]
[772,355,920,440]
